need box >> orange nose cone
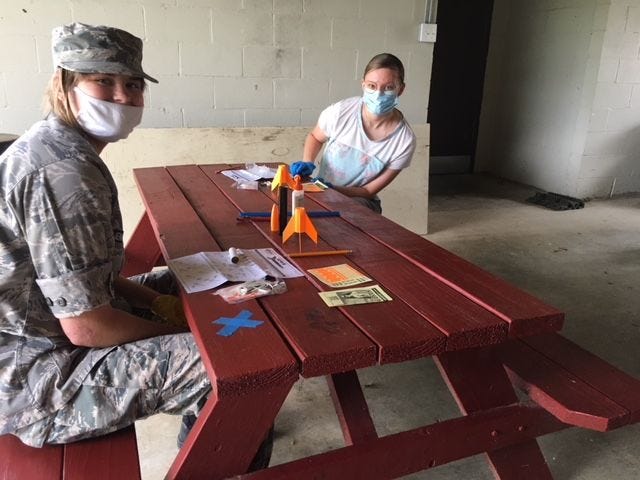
[270,204,279,232]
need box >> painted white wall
[477,0,640,198]
[0,0,433,133]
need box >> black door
[427,0,494,174]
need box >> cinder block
[359,0,414,22]
[183,108,245,128]
[593,82,632,108]
[275,14,331,48]
[597,58,619,83]
[302,48,357,81]
[0,106,42,135]
[275,0,302,15]
[0,35,38,73]
[245,108,301,127]
[72,1,144,36]
[213,10,273,46]
[274,78,329,109]
[145,5,211,44]
[139,106,184,128]
[244,47,301,78]
[617,59,640,83]
[142,40,179,77]
[332,18,386,50]
[146,76,213,111]
[583,131,624,156]
[606,3,628,33]
[181,41,242,76]
[607,106,640,131]
[4,72,50,108]
[214,77,273,109]
[303,0,358,17]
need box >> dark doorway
[427,0,494,174]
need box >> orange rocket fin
[282,207,318,244]
[271,164,295,190]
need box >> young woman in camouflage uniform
[0,22,271,469]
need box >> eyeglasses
[363,82,398,95]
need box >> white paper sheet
[167,248,302,293]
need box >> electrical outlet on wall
[419,23,437,43]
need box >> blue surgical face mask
[362,89,399,116]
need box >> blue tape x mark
[213,310,264,337]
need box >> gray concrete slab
[137,173,640,479]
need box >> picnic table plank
[132,167,297,394]
[309,188,564,337]
[327,371,378,445]
[435,346,555,478]
[166,164,377,376]
[122,213,162,277]
[201,164,448,362]
[302,210,508,351]
[523,333,640,426]
[168,380,294,480]
[497,338,629,431]
[64,426,140,480]
[239,404,565,480]
[0,436,62,480]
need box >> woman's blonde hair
[43,68,82,128]
[363,53,405,86]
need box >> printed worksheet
[307,263,371,288]
[221,164,277,182]
[318,285,392,307]
[167,248,302,293]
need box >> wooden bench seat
[0,425,140,480]
[497,333,640,432]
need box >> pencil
[288,249,352,258]
[239,211,340,218]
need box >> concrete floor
[136,173,640,479]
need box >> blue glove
[311,177,333,188]
[290,161,316,177]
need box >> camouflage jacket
[0,115,124,436]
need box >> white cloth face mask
[73,87,143,143]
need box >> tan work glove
[151,295,187,327]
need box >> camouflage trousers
[12,270,211,446]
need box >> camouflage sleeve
[9,159,118,318]
[35,263,113,317]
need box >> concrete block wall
[476,0,640,198]
[580,0,640,197]
[0,0,433,234]
[0,0,434,134]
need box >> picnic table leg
[435,346,554,480]
[327,371,378,445]
[122,213,163,277]
[166,378,295,480]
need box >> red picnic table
[123,164,640,479]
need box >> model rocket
[282,207,318,251]
[271,164,296,235]
[271,164,296,191]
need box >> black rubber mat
[526,192,585,211]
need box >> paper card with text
[318,285,392,307]
[307,263,371,288]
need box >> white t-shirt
[317,96,416,187]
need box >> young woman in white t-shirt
[291,53,417,213]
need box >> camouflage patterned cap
[51,22,158,83]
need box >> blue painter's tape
[213,309,264,337]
